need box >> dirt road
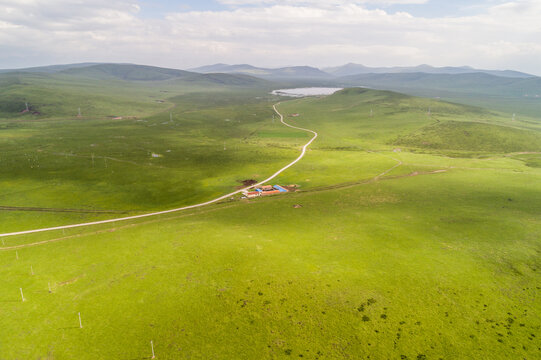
[0,103,317,238]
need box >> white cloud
[0,0,140,30]
[217,0,428,5]
[0,0,540,75]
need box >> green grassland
[1,76,540,359]
[0,72,296,232]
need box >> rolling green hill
[0,65,272,119]
[59,63,194,81]
[0,62,101,74]
[58,63,271,85]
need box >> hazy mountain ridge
[1,62,535,80]
[337,72,541,97]
[189,64,331,79]
[1,62,538,116]
[59,64,194,81]
[0,62,102,74]
[0,63,271,87]
[190,62,535,79]
[324,63,534,78]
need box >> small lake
[271,87,343,97]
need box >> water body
[271,87,343,97]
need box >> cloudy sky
[1,0,540,74]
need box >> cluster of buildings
[243,185,289,198]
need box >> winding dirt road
[0,103,317,238]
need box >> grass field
[1,78,540,359]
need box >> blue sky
[137,0,222,17]
[137,0,508,18]
[0,0,539,74]
[375,0,507,17]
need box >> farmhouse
[242,184,289,198]
[260,189,281,196]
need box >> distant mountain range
[0,63,102,74]
[1,62,535,82]
[190,63,534,79]
[1,62,539,117]
[336,72,541,97]
[0,63,270,86]
[1,62,538,106]
[189,63,332,79]
[323,63,533,78]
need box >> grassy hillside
[0,63,101,74]
[339,72,541,98]
[1,84,540,359]
[394,120,541,153]
[0,72,172,119]
[0,69,271,119]
[338,72,541,117]
[0,89,302,232]
[59,64,194,81]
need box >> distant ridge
[189,64,331,80]
[59,63,194,81]
[2,62,534,80]
[323,63,534,78]
[0,62,102,74]
[0,63,271,87]
[337,72,541,99]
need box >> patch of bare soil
[241,179,258,186]
[236,179,258,189]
